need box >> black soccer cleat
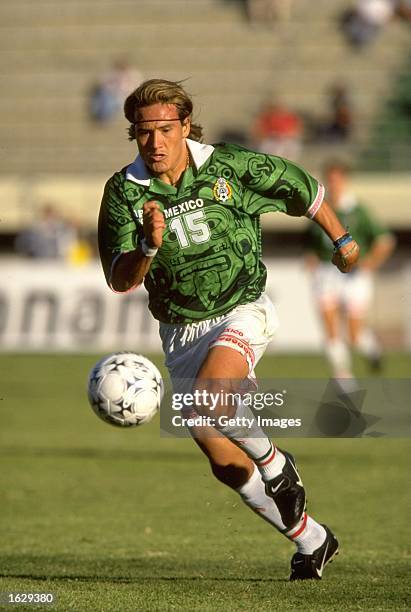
[265,450,306,529]
[368,353,383,374]
[289,524,339,581]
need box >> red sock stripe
[256,446,276,466]
[289,513,308,540]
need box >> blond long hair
[124,78,203,142]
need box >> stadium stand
[359,51,411,171]
[0,0,409,347]
[0,0,410,176]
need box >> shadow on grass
[0,446,196,462]
[0,554,286,584]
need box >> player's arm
[360,233,395,271]
[110,202,166,292]
[311,199,360,273]
[232,146,359,271]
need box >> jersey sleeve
[227,145,324,217]
[98,172,142,286]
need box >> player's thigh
[312,263,342,308]
[347,313,366,344]
[207,293,278,377]
[161,294,277,385]
[319,304,341,339]
[192,346,248,419]
[342,271,373,319]
[194,295,277,414]
[197,345,249,380]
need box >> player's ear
[182,118,191,138]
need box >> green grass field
[0,353,410,611]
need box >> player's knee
[192,378,236,419]
[210,461,250,489]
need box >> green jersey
[99,140,323,323]
[307,195,390,262]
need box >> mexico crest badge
[213,177,232,203]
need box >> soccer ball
[87,352,163,427]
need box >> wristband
[333,232,353,250]
[141,238,158,258]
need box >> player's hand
[332,239,360,273]
[142,201,166,249]
[358,258,374,272]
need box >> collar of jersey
[337,191,357,212]
[125,138,215,188]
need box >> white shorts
[312,263,373,315]
[159,294,278,385]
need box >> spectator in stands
[305,161,395,378]
[89,58,143,124]
[66,222,96,266]
[318,84,354,143]
[397,0,411,20]
[340,0,411,49]
[252,98,303,160]
[15,204,78,260]
[246,0,293,26]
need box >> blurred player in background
[98,79,360,580]
[306,160,395,378]
[15,203,78,260]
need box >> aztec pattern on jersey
[99,143,320,323]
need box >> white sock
[325,338,353,378]
[217,400,285,481]
[236,464,286,530]
[254,443,286,482]
[355,328,381,359]
[237,466,327,554]
[285,514,327,554]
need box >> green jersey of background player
[305,160,395,379]
[98,79,360,581]
[307,194,391,262]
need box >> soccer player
[306,160,395,379]
[98,79,360,580]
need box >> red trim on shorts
[210,333,255,365]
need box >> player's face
[134,103,190,181]
[325,168,347,207]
